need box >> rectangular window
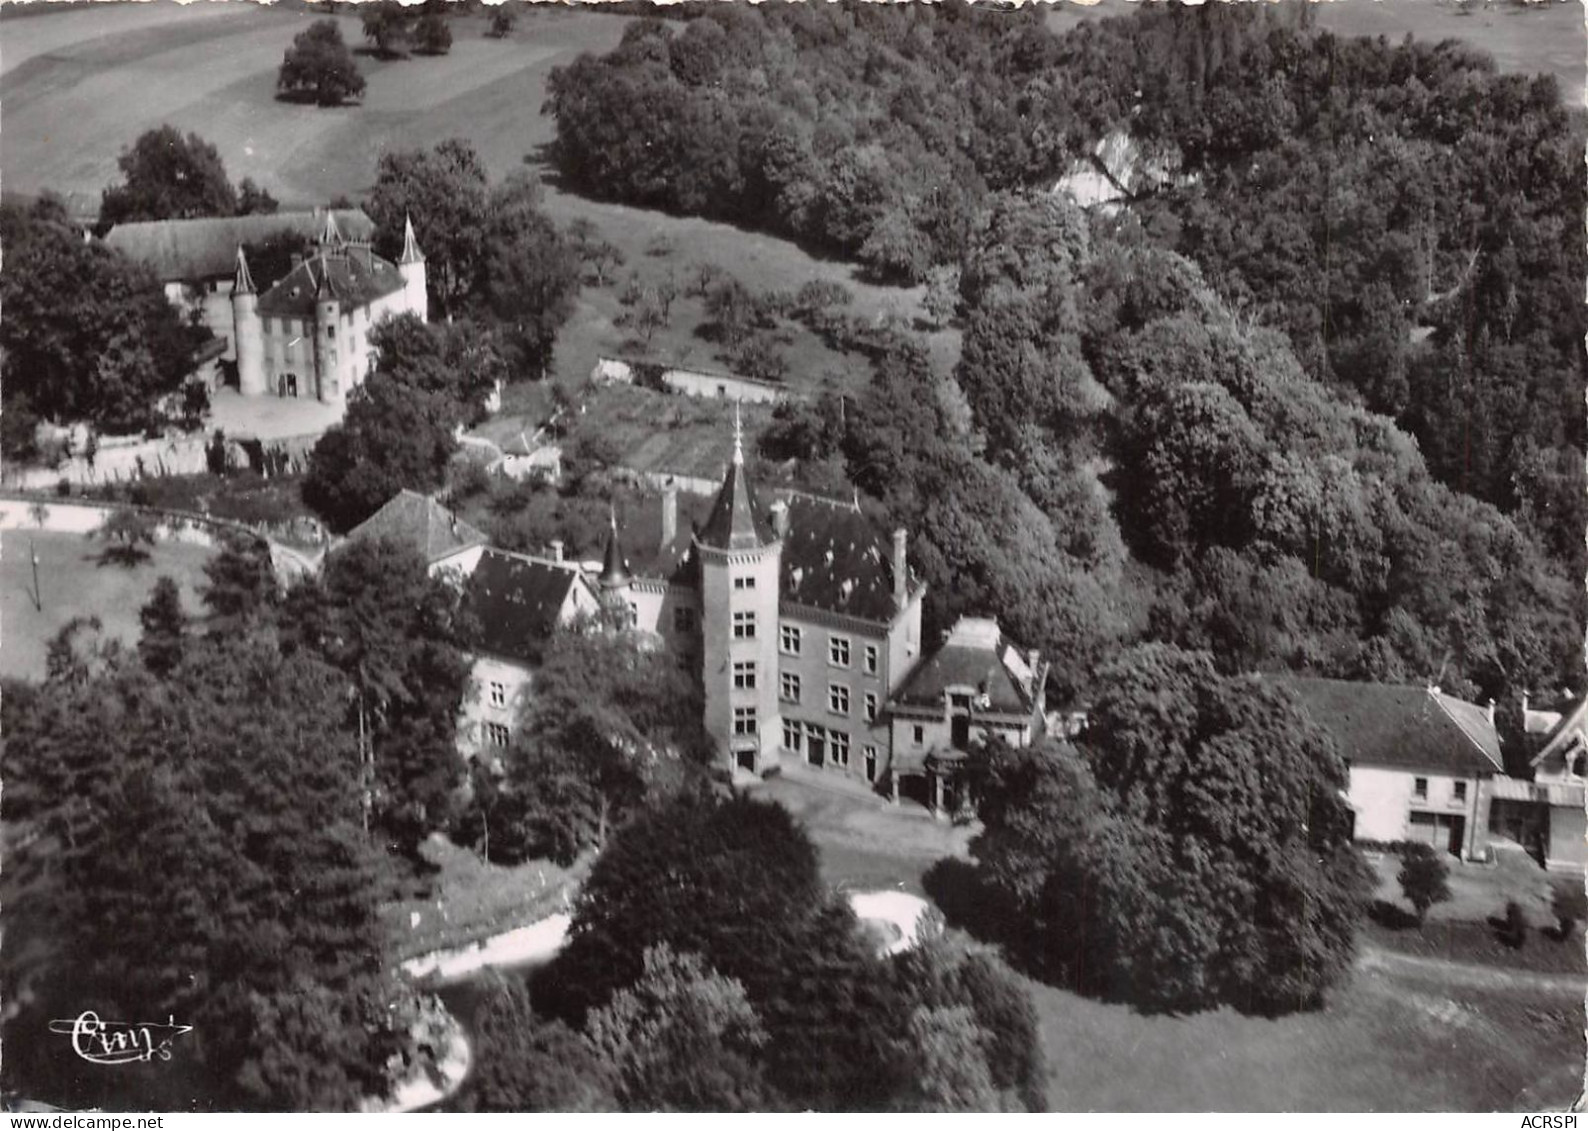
[864,692,878,723]
[734,707,758,736]
[673,606,696,633]
[1413,777,1428,800]
[733,576,756,590]
[780,671,801,703]
[831,730,850,768]
[829,683,850,716]
[1453,781,1467,802]
[485,722,511,748]
[864,644,879,675]
[488,681,506,709]
[829,634,851,668]
[781,625,802,655]
[783,719,803,752]
[734,661,757,690]
[913,724,925,746]
[733,611,756,639]
[864,745,879,782]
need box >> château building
[231,212,427,405]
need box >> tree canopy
[278,19,366,107]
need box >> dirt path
[1359,944,1588,996]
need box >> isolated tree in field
[414,10,453,55]
[1396,843,1452,925]
[278,20,367,108]
[138,575,187,676]
[487,6,518,38]
[99,126,237,226]
[95,508,157,567]
[362,1,414,57]
[584,945,772,1112]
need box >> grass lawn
[1031,965,1583,1111]
[1362,917,1588,976]
[1365,848,1562,925]
[382,833,588,963]
[0,529,215,682]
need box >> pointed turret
[398,213,429,324]
[400,214,424,264]
[231,245,265,396]
[233,245,256,295]
[696,402,776,551]
[319,209,344,249]
[600,506,630,589]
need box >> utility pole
[29,537,41,612]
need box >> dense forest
[546,1,1585,584]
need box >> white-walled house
[455,548,601,759]
[1487,692,1588,871]
[344,489,488,580]
[1279,677,1503,860]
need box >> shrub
[1396,843,1452,925]
[1551,881,1587,941]
[1501,899,1530,949]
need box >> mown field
[0,528,214,681]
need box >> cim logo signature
[47,1012,192,1066]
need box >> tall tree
[476,173,582,379]
[138,575,187,676]
[365,139,491,316]
[99,126,238,227]
[277,19,367,107]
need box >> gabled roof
[461,549,590,665]
[103,208,375,283]
[780,492,917,623]
[347,490,486,564]
[1275,677,1504,775]
[890,617,1043,717]
[1533,693,1588,768]
[258,247,405,318]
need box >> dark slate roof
[890,618,1042,716]
[258,247,405,318]
[462,549,584,664]
[103,209,375,283]
[1275,677,1504,775]
[780,492,915,622]
[347,490,486,564]
[696,458,776,551]
[609,490,718,584]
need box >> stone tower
[312,264,342,403]
[599,505,634,627]
[230,246,266,396]
[695,406,783,775]
[399,214,428,324]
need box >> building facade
[233,214,426,406]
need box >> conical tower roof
[400,214,425,264]
[600,506,630,588]
[696,403,776,552]
[233,245,256,295]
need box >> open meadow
[0,528,214,681]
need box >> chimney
[661,484,678,548]
[892,528,908,609]
[550,539,564,563]
[1487,698,1496,727]
[1522,689,1531,714]
[1028,648,1042,674]
[769,498,789,539]
[290,252,305,269]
